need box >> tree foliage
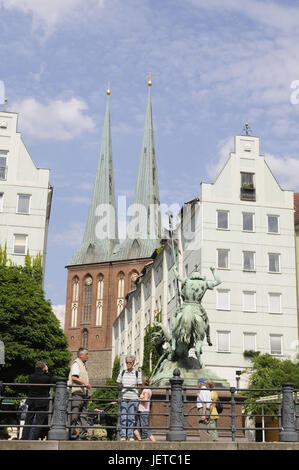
[141,311,161,377]
[0,252,71,383]
[242,353,299,416]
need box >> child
[133,376,156,442]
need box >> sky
[1,0,299,327]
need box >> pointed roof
[114,82,161,261]
[67,92,118,266]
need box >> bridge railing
[0,371,298,442]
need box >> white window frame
[267,215,280,234]
[269,334,283,356]
[242,291,256,312]
[13,234,28,255]
[216,289,231,310]
[217,249,230,270]
[216,210,229,230]
[0,151,8,181]
[217,330,231,353]
[243,251,255,271]
[242,212,255,232]
[16,193,31,214]
[243,332,257,352]
[268,253,280,273]
[268,292,282,314]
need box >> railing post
[166,368,186,441]
[48,378,68,441]
[279,382,298,442]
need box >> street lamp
[236,370,242,390]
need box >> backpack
[121,369,138,379]
[215,399,223,414]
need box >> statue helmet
[189,271,206,281]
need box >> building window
[130,272,138,290]
[217,249,229,269]
[268,215,279,234]
[0,151,8,180]
[240,172,255,201]
[243,333,257,352]
[71,277,79,328]
[270,334,282,355]
[216,289,230,310]
[0,192,3,211]
[268,293,282,314]
[268,253,280,273]
[117,272,125,316]
[82,329,88,349]
[243,251,255,271]
[96,275,104,326]
[13,234,28,255]
[217,331,230,353]
[217,210,229,230]
[242,212,254,232]
[83,276,93,323]
[17,194,31,214]
[242,291,256,312]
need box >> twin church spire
[67,79,161,267]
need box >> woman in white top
[133,376,156,441]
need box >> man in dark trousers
[21,362,57,440]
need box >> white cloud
[10,97,95,140]
[206,136,234,180]
[50,222,85,248]
[264,153,299,191]
[52,304,65,328]
[206,136,299,191]
[0,0,105,35]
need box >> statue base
[150,357,230,388]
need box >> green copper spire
[114,79,161,260]
[67,91,118,266]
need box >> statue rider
[173,264,221,346]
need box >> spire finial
[243,122,252,136]
[147,72,152,87]
[106,80,111,96]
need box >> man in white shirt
[68,348,91,439]
[197,378,211,425]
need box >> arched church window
[96,274,104,326]
[83,276,93,323]
[71,277,79,327]
[82,329,88,349]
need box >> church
[64,78,162,383]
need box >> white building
[0,111,52,270]
[112,134,298,387]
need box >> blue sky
[1,0,299,325]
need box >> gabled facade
[113,134,298,386]
[0,111,52,270]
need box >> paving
[1,440,299,451]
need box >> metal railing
[0,371,298,442]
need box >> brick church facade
[64,81,161,384]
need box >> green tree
[0,253,71,383]
[242,353,299,416]
[142,311,161,378]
